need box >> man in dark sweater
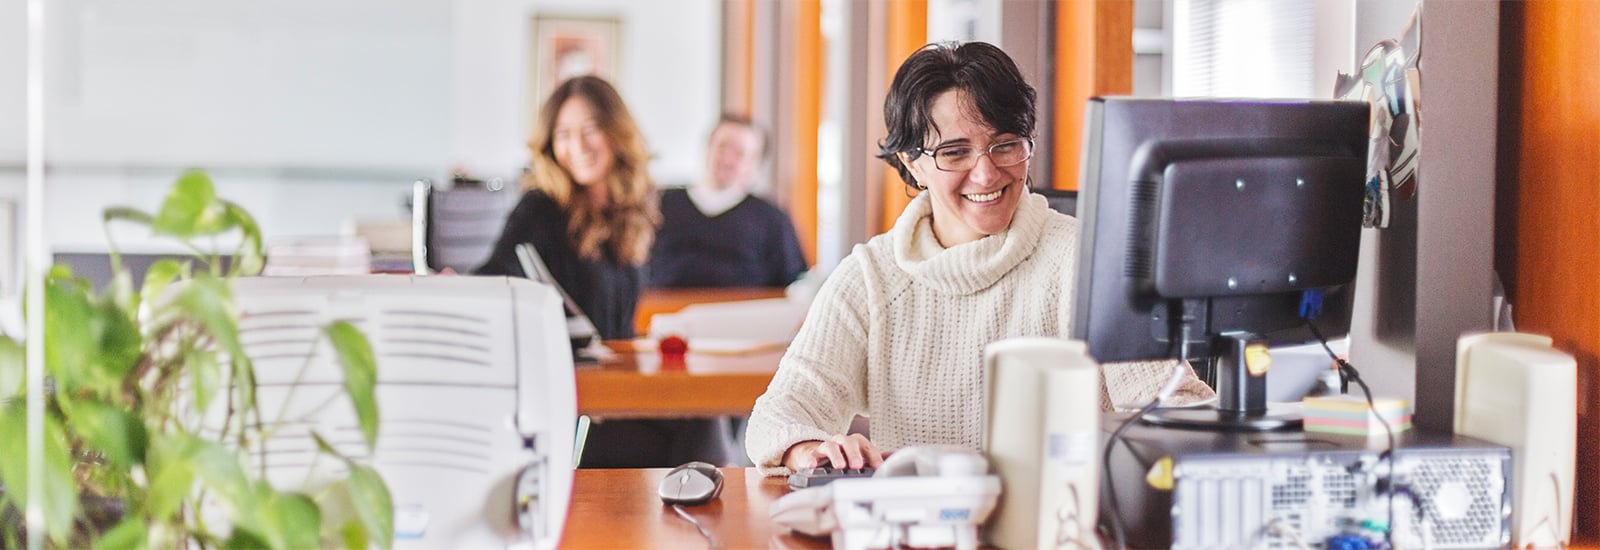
[647,114,807,288]
[645,115,807,468]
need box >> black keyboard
[786,466,875,490]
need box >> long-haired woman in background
[479,75,741,468]
[477,74,656,340]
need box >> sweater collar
[890,190,1051,295]
[686,184,749,217]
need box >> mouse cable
[671,504,722,550]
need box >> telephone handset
[769,446,1001,549]
[871,445,988,478]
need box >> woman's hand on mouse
[783,434,882,471]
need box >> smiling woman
[877,42,1039,248]
[744,41,1212,476]
[473,75,743,470]
[475,75,655,341]
[896,93,1035,247]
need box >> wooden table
[574,340,784,418]
[635,286,789,336]
[560,467,827,549]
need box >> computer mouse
[658,461,724,506]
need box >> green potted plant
[0,170,394,548]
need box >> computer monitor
[1072,97,1369,431]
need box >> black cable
[1101,305,1191,550]
[1101,397,1162,550]
[1304,319,1398,543]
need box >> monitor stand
[1140,332,1302,432]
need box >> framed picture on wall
[529,15,621,120]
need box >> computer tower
[1101,417,1511,549]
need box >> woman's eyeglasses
[914,137,1035,172]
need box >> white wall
[0,0,23,164]
[0,0,720,253]
[450,0,721,185]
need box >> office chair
[411,178,518,274]
[1033,187,1077,217]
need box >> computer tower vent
[1170,451,1508,550]
[1397,455,1507,547]
[1270,464,1358,510]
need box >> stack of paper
[263,237,372,276]
[1302,395,1412,436]
[352,219,414,273]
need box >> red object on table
[658,335,688,371]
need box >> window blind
[1172,0,1315,98]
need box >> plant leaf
[92,293,143,385]
[250,487,321,550]
[188,437,252,509]
[0,337,20,400]
[144,434,199,520]
[344,463,394,550]
[176,273,255,412]
[59,398,148,469]
[324,321,378,450]
[147,433,253,522]
[176,272,243,361]
[102,206,154,227]
[106,269,139,317]
[222,527,272,550]
[310,431,341,457]
[188,350,222,415]
[0,403,80,544]
[138,259,187,317]
[43,269,103,393]
[221,201,264,276]
[340,519,369,550]
[151,170,227,238]
[40,268,142,397]
[93,518,148,550]
[102,206,154,279]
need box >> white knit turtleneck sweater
[745,192,1212,474]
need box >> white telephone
[769,446,1001,550]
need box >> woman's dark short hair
[876,41,1037,189]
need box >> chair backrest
[1034,187,1078,217]
[412,179,518,274]
[228,275,577,549]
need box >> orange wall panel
[1498,0,1600,537]
[878,0,927,234]
[721,0,756,114]
[1053,0,1132,191]
[786,0,823,265]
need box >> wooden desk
[635,286,789,336]
[558,468,1600,550]
[560,467,826,549]
[575,341,783,418]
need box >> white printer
[228,275,577,549]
